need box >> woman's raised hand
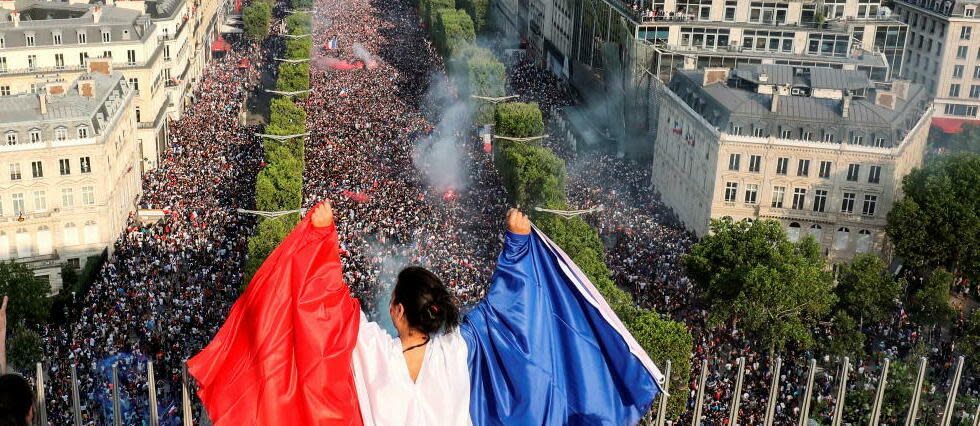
[506,208,531,235]
[311,201,334,228]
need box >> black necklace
[402,336,430,353]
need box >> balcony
[0,137,98,153]
[894,0,965,17]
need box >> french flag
[188,208,664,425]
[327,39,339,50]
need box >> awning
[932,117,980,134]
[211,35,231,52]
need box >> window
[101,31,111,43]
[781,129,792,139]
[32,191,46,212]
[792,188,807,210]
[102,51,111,59]
[950,84,962,97]
[78,126,89,139]
[0,37,4,49]
[745,184,758,204]
[52,32,62,45]
[725,1,736,21]
[0,57,6,73]
[771,186,786,208]
[30,161,42,178]
[59,159,70,175]
[25,33,34,47]
[163,45,171,61]
[834,227,850,250]
[874,137,885,147]
[28,130,40,143]
[61,188,73,208]
[749,155,762,172]
[11,194,24,215]
[81,186,95,206]
[862,195,878,216]
[975,66,980,79]
[802,131,813,141]
[730,124,742,135]
[78,52,88,66]
[26,55,36,71]
[127,49,137,65]
[954,65,965,78]
[868,165,881,183]
[852,135,864,145]
[968,8,976,17]
[724,182,738,202]
[0,86,8,96]
[54,53,64,69]
[55,128,67,141]
[5,132,16,145]
[776,157,789,175]
[797,159,810,177]
[80,157,92,173]
[808,33,851,57]
[753,127,766,137]
[841,192,856,213]
[728,154,741,171]
[961,26,972,40]
[944,103,980,117]
[970,85,980,99]
[9,163,21,180]
[78,31,87,44]
[813,189,827,212]
[846,163,863,181]
[957,45,968,58]
[823,132,834,142]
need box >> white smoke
[413,74,472,192]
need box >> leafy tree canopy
[0,262,51,329]
[835,253,901,324]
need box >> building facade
[651,64,932,261]
[0,70,141,292]
[892,0,980,130]
[0,0,230,171]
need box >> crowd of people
[37,33,268,424]
[26,0,978,422]
[301,0,512,324]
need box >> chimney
[876,91,896,110]
[92,6,102,23]
[842,94,852,118]
[37,93,47,115]
[771,93,780,112]
[87,58,113,75]
[9,10,19,27]
[45,81,67,96]
[78,80,95,98]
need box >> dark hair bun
[393,267,460,334]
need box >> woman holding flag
[188,201,665,425]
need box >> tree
[7,328,42,371]
[0,262,51,329]
[285,12,312,35]
[494,141,566,208]
[266,97,308,138]
[619,306,693,418]
[243,0,273,41]
[835,253,901,324]
[422,0,455,29]
[911,268,955,327]
[284,38,312,60]
[886,153,980,278]
[432,9,475,57]
[820,310,866,357]
[684,218,836,351]
[456,0,489,32]
[961,309,980,377]
[292,0,314,10]
[276,62,311,95]
[255,157,304,211]
[494,102,545,138]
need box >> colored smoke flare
[442,190,459,200]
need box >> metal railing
[27,354,979,425]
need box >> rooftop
[0,71,130,126]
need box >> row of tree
[244,12,312,281]
[243,0,274,41]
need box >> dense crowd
[38,35,267,424]
[301,0,510,324]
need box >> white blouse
[351,312,472,426]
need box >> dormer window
[77,125,89,139]
[78,31,87,44]
[52,32,62,45]
[101,30,111,43]
[25,33,35,47]
[54,127,67,141]
[967,6,976,17]
[0,37,5,49]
